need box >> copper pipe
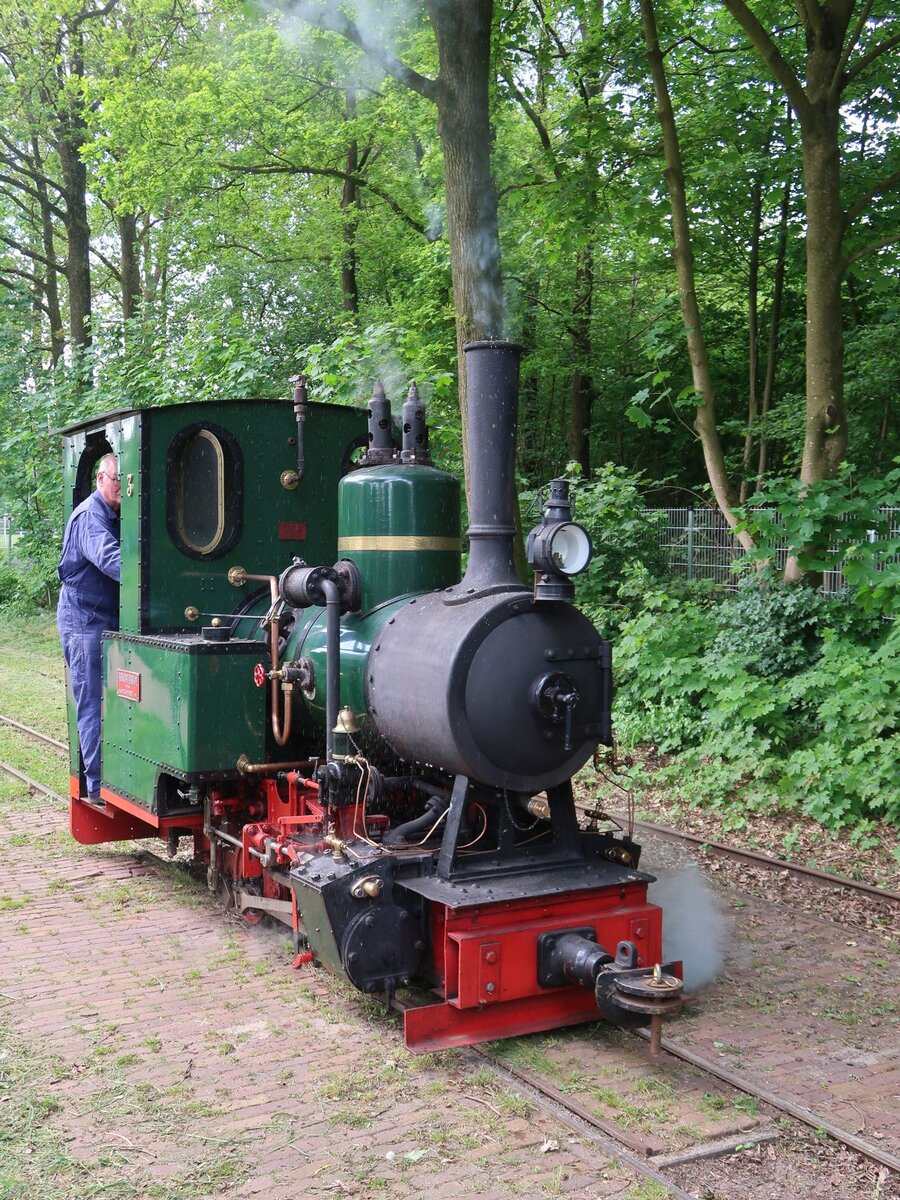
[237,754,315,776]
[236,571,293,746]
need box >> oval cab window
[167,424,242,558]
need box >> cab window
[166,424,242,558]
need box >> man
[57,453,121,801]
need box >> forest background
[0,0,896,838]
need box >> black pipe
[383,793,450,846]
[322,578,341,762]
[292,375,308,482]
[379,777,451,802]
[461,341,524,588]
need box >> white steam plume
[648,865,728,991]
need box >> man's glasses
[99,471,120,482]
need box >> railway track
[615,812,900,905]
[2,724,897,1194]
[0,713,67,753]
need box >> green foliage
[613,581,898,828]
[737,465,900,615]
[711,582,834,680]
[302,322,460,471]
[0,548,59,614]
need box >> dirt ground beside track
[1,791,897,1200]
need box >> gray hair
[96,453,117,480]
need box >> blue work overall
[57,490,120,799]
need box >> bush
[779,624,900,825]
[737,462,900,617]
[0,554,57,613]
[612,579,897,828]
[711,581,833,680]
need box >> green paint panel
[338,466,461,609]
[59,398,365,636]
[59,398,365,784]
[142,400,364,631]
[289,600,409,737]
[102,633,266,811]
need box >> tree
[283,1,504,461]
[720,0,899,497]
[639,0,753,547]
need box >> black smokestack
[461,340,524,589]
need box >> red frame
[68,775,203,845]
[404,881,664,1051]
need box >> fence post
[686,506,694,581]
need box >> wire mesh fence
[651,505,900,593]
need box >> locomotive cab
[58,397,365,836]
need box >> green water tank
[337,465,461,609]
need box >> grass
[701,1091,759,1117]
[0,616,70,813]
[0,614,68,739]
[622,1185,670,1200]
[0,1017,243,1200]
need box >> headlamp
[526,479,592,601]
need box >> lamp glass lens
[549,523,591,575]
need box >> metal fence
[652,505,900,593]
[0,513,12,558]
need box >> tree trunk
[798,105,847,485]
[426,0,504,440]
[567,258,594,474]
[58,135,92,351]
[757,173,791,482]
[740,168,763,503]
[31,139,65,366]
[788,27,848,584]
[639,0,752,549]
[119,211,142,325]
[54,22,92,354]
[718,0,873,579]
[296,1,516,562]
[341,88,360,316]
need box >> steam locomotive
[60,341,682,1051]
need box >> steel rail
[610,813,900,904]
[635,1029,900,1176]
[0,714,67,754]
[477,1029,900,1177]
[467,1044,699,1199]
[0,759,66,801]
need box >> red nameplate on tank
[278,521,308,541]
[116,669,141,701]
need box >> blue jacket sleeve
[78,510,121,582]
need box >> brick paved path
[2,790,897,1199]
[0,796,651,1200]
